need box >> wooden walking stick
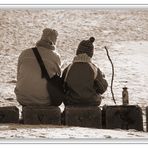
[104,46,116,104]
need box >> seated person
[62,37,108,106]
[15,28,62,106]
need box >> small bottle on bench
[122,87,129,105]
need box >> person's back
[62,37,108,106]
[15,28,61,106]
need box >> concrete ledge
[0,106,19,123]
[102,105,143,131]
[63,106,102,128]
[22,106,61,125]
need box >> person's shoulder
[19,47,33,58]
[52,50,61,60]
[90,62,99,71]
[48,48,61,65]
[91,62,98,68]
[21,47,33,53]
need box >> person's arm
[94,68,108,94]
[61,66,68,83]
[16,51,25,80]
[61,66,69,93]
[55,52,62,76]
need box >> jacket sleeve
[61,66,68,83]
[94,68,108,94]
[54,52,61,76]
[16,51,25,80]
[61,66,69,92]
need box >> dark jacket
[62,54,108,106]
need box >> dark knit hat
[76,37,95,58]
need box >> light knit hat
[40,28,58,45]
[76,37,95,58]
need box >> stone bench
[63,106,102,128]
[0,106,19,123]
[102,105,143,131]
[22,106,61,125]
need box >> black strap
[32,47,50,81]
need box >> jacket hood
[36,40,56,50]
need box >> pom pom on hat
[89,37,95,43]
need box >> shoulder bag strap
[32,47,50,81]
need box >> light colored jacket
[15,46,61,106]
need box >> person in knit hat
[62,37,108,106]
[15,28,62,106]
[76,37,95,58]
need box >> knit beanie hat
[40,28,58,45]
[76,37,95,58]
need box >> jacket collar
[73,53,92,63]
[36,40,56,50]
